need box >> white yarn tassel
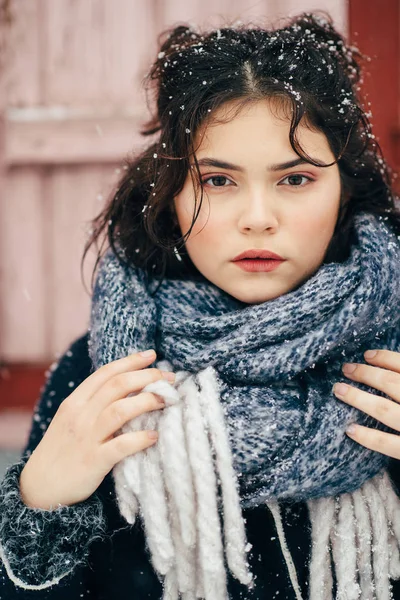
[181,375,227,600]
[163,567,179,600]
[267,501,303,600]
[122,452,141,497]
[169,507,197,597]
[112,459,139,524]
[151,361,198,596]
[388,532,400,581]
[139,408,175,574]
[181,592,197,600]
[307,471,400,600]
[112,411,145,524]
[352,487,374,599]
[307,496,335,600]
[195,541,206,599]
[196,367,253,587]
[330,494,361,599]
[374,470,400,579]
[363,479,391,600]
[157,391,197,548]
[375,471,400,539]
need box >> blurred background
[0,0,398,478]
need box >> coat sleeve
[0,334,107,597]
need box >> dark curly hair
[83,11,400,292]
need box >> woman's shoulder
[39,332,92,398]
[48,333,93,388]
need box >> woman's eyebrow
[194,157,315,172]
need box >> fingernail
[364,350,378,359]
[147,430,158,439]
[140,349,156,357]
[162,371,176,382]
[155,394,166,405]
[346,424,357,435]
[342,363,357,374]
[333,383,349,396]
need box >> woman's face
[173,99,342,304]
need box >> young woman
[2,11,400,600]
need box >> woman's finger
[341,361,400,404]
[96,392,165,442]
[333,382,400,432]
[68,350,157,401]
[88,368,174,413]
[343,423,400,460]
[364,349,400,374]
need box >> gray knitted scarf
[89,212,400,600]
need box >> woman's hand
[333,349,400,458]
[19,350,175,510]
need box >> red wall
[348,0,400,174]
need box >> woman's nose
[237,190,279,233]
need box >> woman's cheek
[292,209,336,260]
[187,222,221,259]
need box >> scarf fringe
[112,365,400,600]
[307,470,400,600]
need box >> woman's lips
[233,259,286,272]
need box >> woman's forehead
[192,99,331,161]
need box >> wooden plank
[0,167,48,362]
[44,0,155,108]
[49,164,118,357]
[3,0,41,106]
[4,115,156,165]
[280,0,347,34]
[101,0,157,106]
[162,0,233,29]
[44,0,107,106]
[161,0,346,32]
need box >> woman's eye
[202,175,232,187]
[280,174,312,187]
